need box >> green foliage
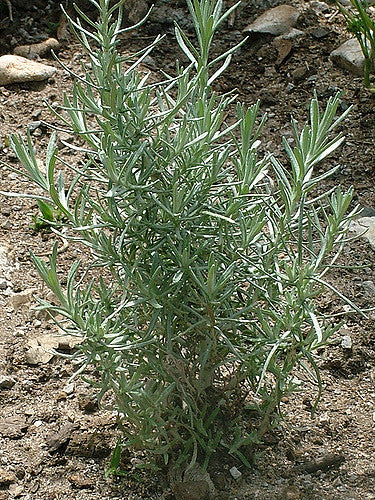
[9,0,357,471]
[338,0,375,90]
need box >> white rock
[0,55,56,86]
[330,38,365,77]
[63,382,75,395]
[341,335,352,350]
[229,466,242,480]
[243,5,301,36]
[349,216,375,248]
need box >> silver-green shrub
[9,0,356,470]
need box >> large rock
[243,5,301,36]
[0,55,56,86]
[330,38,365,76]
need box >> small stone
[62,382,75,395]
[0,279,8,290]
[25,333,82,365]
[273,38,292,65]
[243,5,300,37]
[8,289,35,310]
[0,375,16,389]
[362,280,375,296]
[8,484,23,497]
[27,121,41,133]
[319,412,330,426]
[341,335,352,350]
[280,28,305,40]
[125,0,149,25]
[311,1,330,13]
[66,430,112,458]
[311,26,330,39]
[229,466,242,480]
[25,346,54,365]
[292,66,308,81]
[307,74,318,83]
[13,38,60,59]
[32,108,42,119]
[330,38,365,77]
[0,468,16,488]
[46,422,78,452]
[0,55,56,86]
[78,393,99,413]
[69,474,94,489]
[349,216,375,249]
[142,55,157,70]
[358,206,375,218]
[0,416,28,439]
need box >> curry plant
[8,0,356,471]
[338,0,375,90]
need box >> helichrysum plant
[338,0,375,90]
[8,0,357,473]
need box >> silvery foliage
[9,0,357,469]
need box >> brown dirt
[0,0,374,499]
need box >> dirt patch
[0,1,374,498]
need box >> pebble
[0,416,28,439]
[279,28,305,40]
[63,382,75,395]
[8,484,23,497]
[341,335,353,350]
[243,5,300,37]
[362,280,375,296]
[292,65,308,82]
[45,422,78,452]
[13,38,60,59]
[229,466,242,480]
[311,26,330,39]
[69,474,95,490]
[125,0,149,25]
[310,1,330,13]
[27,121,42,133]
[349,216,375,249]
[330,38,365,77]
[0,375,16,389]
[0,468,16,488]
[8,289,35,310]
[32,108,42,119]
[78,393,99,413]
[272,38,292,65]
[0,55,56,86]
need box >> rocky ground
[0,0,374,499]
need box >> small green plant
[8,0,357,473]
[338,0,375,90]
